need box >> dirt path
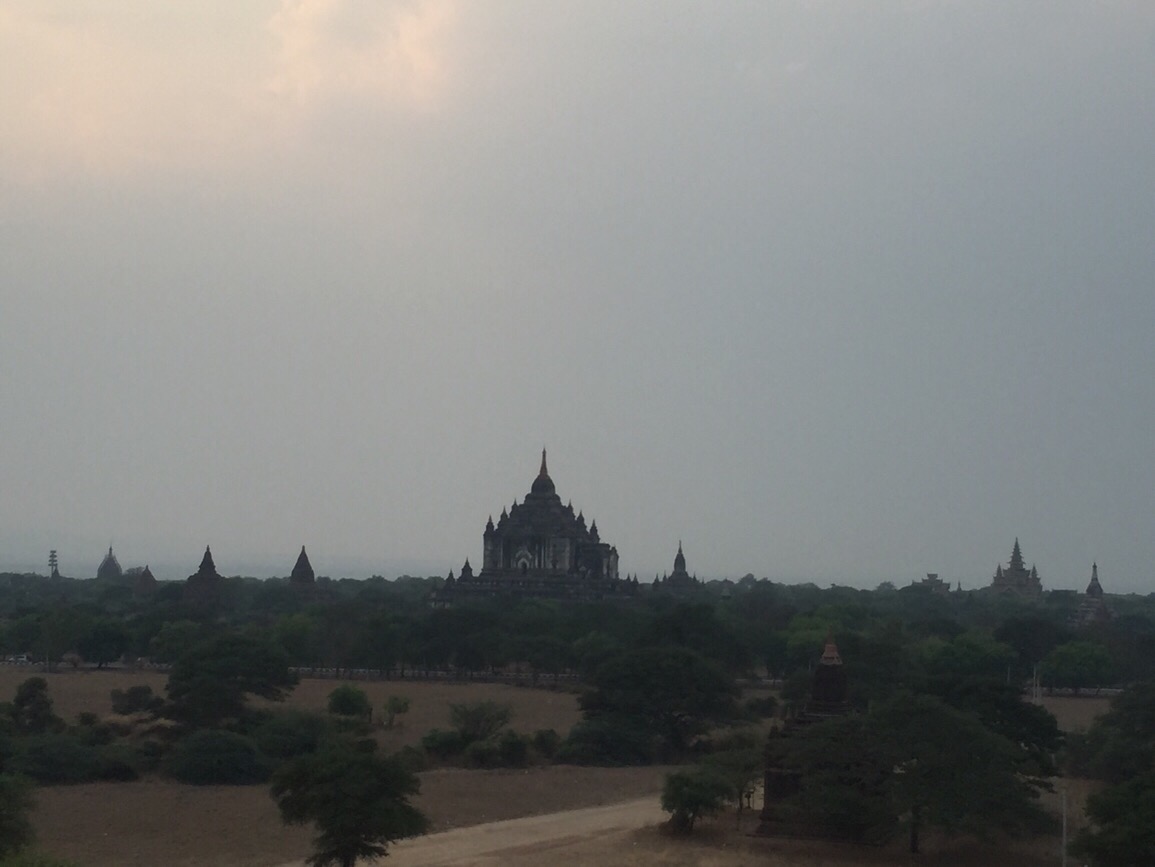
[276,797,665,867]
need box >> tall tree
[272,744,428,867]
[166,634,296,727]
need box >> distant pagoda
[1071,562,1112,627]
[96,546,123,581]
[989,538,1042,597]
[290,546,315,586]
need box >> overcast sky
[2,2,1153,592]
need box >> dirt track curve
[276,797,664,867]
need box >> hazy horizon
[3,3,1153,593]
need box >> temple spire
[199,545,215,573]
[539,448,548,477]
[1010,538,1024,571]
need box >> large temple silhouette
[989,538,1042,597]
[436,451,636,604]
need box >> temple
[96,546,123,581]
[652,541,699,595]
[436,451,634,604]
[185,545,223,607]
[1071,562,1112,627]
[989,538,1042,597]
[290,546,315,586]
[758,635,853,839]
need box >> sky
[2,1,1154,592]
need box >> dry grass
[0,668,1109,867]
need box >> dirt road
[276,797,665,867]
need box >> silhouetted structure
[185,545,223,607]
[96,546,123,581]
[911,572,951,595]
[652,541,699,595]
[290,546,315,586]
[436,451,634,604]
[989,538,1042,597]
[135,565,157,595]
[1072,562,1112,627]
[758,636,853,839]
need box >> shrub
[163,730,272,785]
[531,728,561,759]
[8,736,98,784]
[110,685,163,716]
[463,739,501,769]
[661,768,730,833]
[251,710,333,761]
[384,695,410,730]
[394,745,427,774]
[91,745,141,782]
[497,730,529,767]
[420,729,465,760]
[742,695,778,718]
[449,701,511,745]
[0,773,35,859]
[327,685,372,720]
[555,718,656,766]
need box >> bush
[384,695,410,730]
[449,701,511,745]
[742,695,778,718]
[0,773,35,859]
[463,739,502,769]
[531,728,561,759]
[251,710,333,761]
[163,730,272,785]
[110,685,163,716]
[394,745,427,774]
[497,730,529,767]
[8,736,98,784]
[555,718,656,766]
[327,685,372,720]
[661,768,730,833]
[420,729,465,760]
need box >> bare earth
[2,669,1113,866]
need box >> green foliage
[250,709,335,761]
[166,634,296,728]
[1070,771,1155,867]
[1067,681,1155,783]
[660,768,730,833]
[784,692,1053,851]
[383,695,410,730]
[9,680,61,736]
[1041,640,1116,691]
[163,730,272,785]
[555,717,656,766]
[8,736,98,784]
[448,701,511,745]
[582,646,737,752]
[496,730,529,767]
[0,774,35,859]
[420,729,466,760]
[75,620,129,668]
[272,744,429,867]
[326,686,371,720]
[110,685,163,716]
[530,728,560,758]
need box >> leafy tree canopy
[272,744,428,867]
[166,634,296,727]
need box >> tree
[0,774,35,859]
[166,634,297,727]
[448,701,510,745]
[10,680,61,735]
[1040,640,1116,693]
[699,747,763,826]
[383,696,410,730]
[326,686,371,721]
[785,693,1052,851]
[660,768,730,833]
[1070,771,1155,866]
[272,744,428,867]
[75,621,130,669]
[582,647,737,753]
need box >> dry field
[0,669,1113,866]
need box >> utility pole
[48,550,58,578]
